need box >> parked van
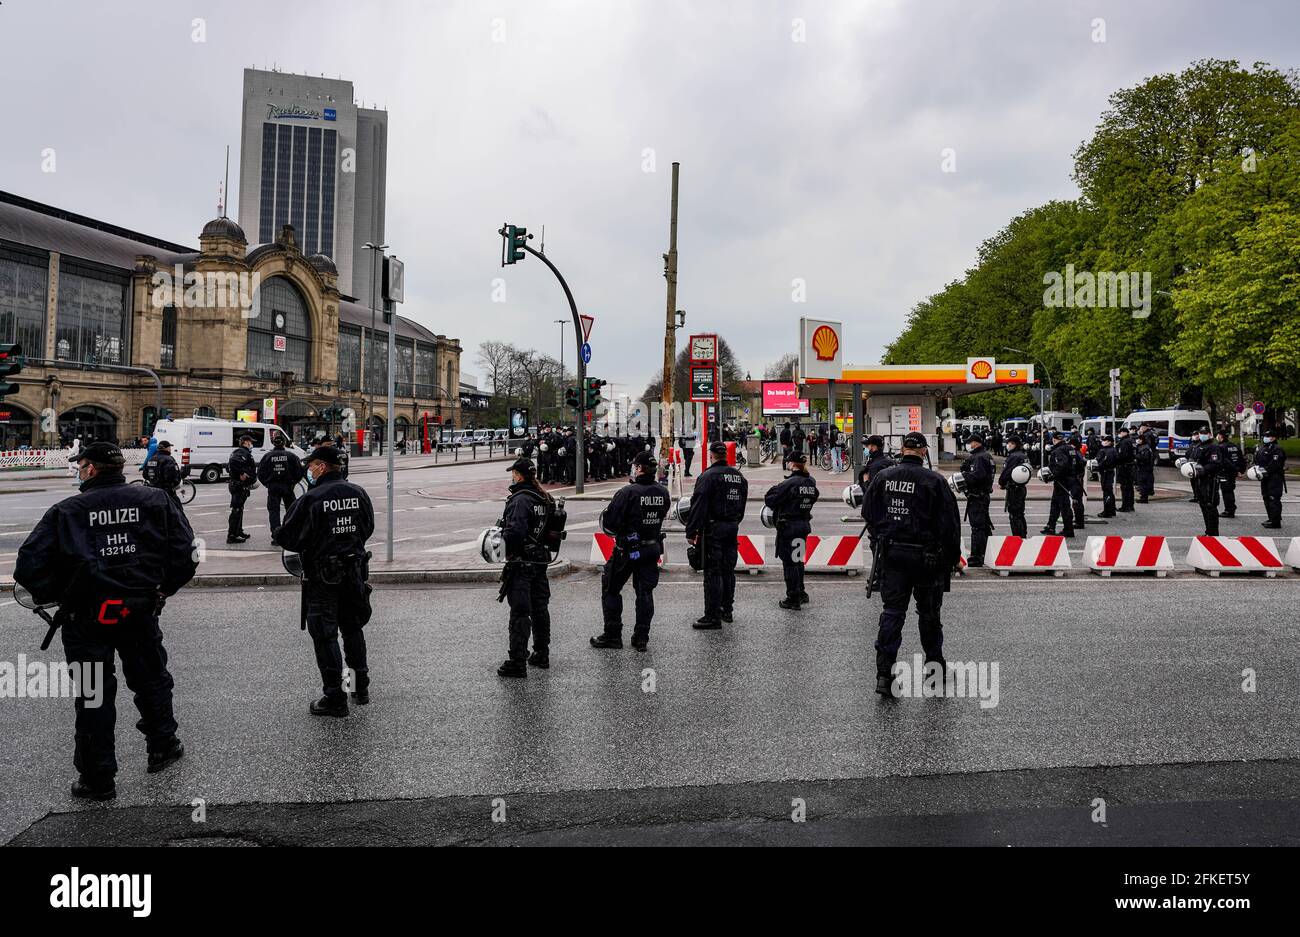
[1040,410,1084,433]
[1002,417,1033,438]
[1080,416,1119,442]
[151,417,304,483]
[1121,407,1212,462]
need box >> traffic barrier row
[1186,535,1282,577]
[589,533,864,573]
[986,536,1072,576]
[1086,536,1173,576]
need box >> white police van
[1121,407,1212,463]
[151,417,305,483]
[1080,416,1119,442]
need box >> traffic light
[584,377,606,409]
[564,387,579,409]
[501,225,528,265]
[0,344,22,397]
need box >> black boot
[70,777,116,801]
[527,650,550,668]
[778,597,801,610]
[693,616,722,630]
[631,637,648,652]
[497,659,528,678]
[310,695,349,717]
[350,688,371,705]
[798,591,810,605]
[589,634,623,649]
[720,611,734,623]
[147,737,185,774]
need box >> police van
[151,417,305,483]
[1002,417,1033,438]
[1121,407,1212,463]
[1080,416,1119,441]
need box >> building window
[445,360,455,398]
[0,249,48,355]
[246,277,311,380]
[364,330,388,394]
[56,266,128,364]
[59,404,117,445]
[259,124,277,243]
[396,339,414,397]
[195,406,216,418]
[291,125,307,237]
[321,130,337,259]
[275,125,292,233]
[160,305,177,369]
[337,327,361,390]
[305,127,322,256]
[415,343,436,398]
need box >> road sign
[1235,403,1245,413]
[579,315,594,343]
[690,365,718,402]
[581,342,591,364]
[1253,401,1266,415]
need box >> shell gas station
[793,318,1036,471]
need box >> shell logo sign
[967,357,996,383]
[811,325,839,361]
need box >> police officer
[1185,425,1224,536]
[318,433,351,480]
[1134,431,1156,503]
[257,432,305,537]
[997,434,1029,538]
[959,430,994,566]
[858,435,892,490]
[142,439,182,505]
[1115,427,1136,512]
[227,434,257,543]
[764,448,819,609]
[862,432,962,698]
[1068,438,1089,530]
[1215,428,1245,518]
[1095,434,1118,517]
[686,441,748,629]
[274,445,375,716]
[1041,431,1077,537]
[591,451,669,651]
[679,427,698,477]
[1254,428,1287,528]
[15,442,196,800]
[496,457,555,677]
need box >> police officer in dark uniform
[997,434,1029,538]
[862,432,962,698]
[857,435,893,490]
[274,445,375,716]
[332,434,351,479]
[142,439,182,505]
[1095,434,1118,517]
[1068,439,1088,530]
[764,448,819,609]
[1041,431,1077,537]
[226,434,257,543]
[1185,425,1224,536]
[686,441,748,629]
[497,457,555,677]
[959,430,994,566]
[1254,427,1287,528]
[1134,431,1156,502]
[15,442,196,800]
[1215,428,1245,518]
[257,432,305,537]
[590,452,669,651]
[1115,427,1136,512]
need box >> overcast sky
[2,0,1296,396]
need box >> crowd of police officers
[10,412,1289,797]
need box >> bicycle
[759,439,779,463]
[131,477,197,504]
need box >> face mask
[966,445,978,453]
[1263,437,1275,444]
[1199,434,1210,442]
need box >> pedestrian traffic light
[584,377,606,409]
[501,225,528,265]
[564,387,579,409]
[0,343,22,397]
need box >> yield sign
[579,314,594,343]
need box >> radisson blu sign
[266,104,337,121]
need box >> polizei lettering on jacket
[88,508,140,526]
[885,480,915,494]
[323,498,360,512]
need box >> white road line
[424,539,481,554]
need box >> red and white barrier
[589,534,665,567]
[1085,536,1173,576]
[0,448,73,470]
[1286,538,1300,572]
[987,535,1072,576]
[736,534,766,571]
[1186,536,1283,576]
[802,535,864,573]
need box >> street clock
[689,334,717,363]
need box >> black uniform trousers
[1218,476,1237,516]
[60,611,177,783]
[682,448,694,476]
[1117,465,1135,510]
[505,562,551,661]
[1069,478,1087,528]
[1099,469,1116,516]
[227,483,250,537]
[702,521,739,620]
[266,485,296,535]
[1262,478,1284,525]
[966,495,992,563]
[776,520,811,600]
[601,554,660,641]
[1005,486,1027,538]
[874,552,945,677]
[305,580,370,701]
[1136,466,1154,501]
[1195,477,1220,535]
[1047,482,1075,534]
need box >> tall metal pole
[554,318,567,422]
[660,162,680,468]
[386,293,395,562]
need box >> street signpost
[581,342,591,365]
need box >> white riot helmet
[948,472,968,494]
[675,496,693,525]
[478,526,506,564]
[598,508,613,536]
[1038,466,1053,482]
[1174,457,1189,469]
[606,442,615,452]
[1179,460,1203,479]
[760,506,778,529]
[842,484,863,507]
[540,443,549,453]
[514,448,523,457]
[1010,464,1032,486]
[558,447,567,456]
[1246,465,1267,481]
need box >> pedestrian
[274,444,375,716]
[1215,428,1245,518]
[679,426,698,477]
[765,448,819,609]
[14,442,196,800]
[779,423,793,470]
[862,432,962,698]
[997,434,1029,538]
[142,439,183,507]
[226,434,257,543]
[496,458,556,677]
[1252,428,1287,529]
[257,431,305,537]
[590,452,670,652]
[959,431,995,566]
[686,441,748,629]
[1185,425,1224,536]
